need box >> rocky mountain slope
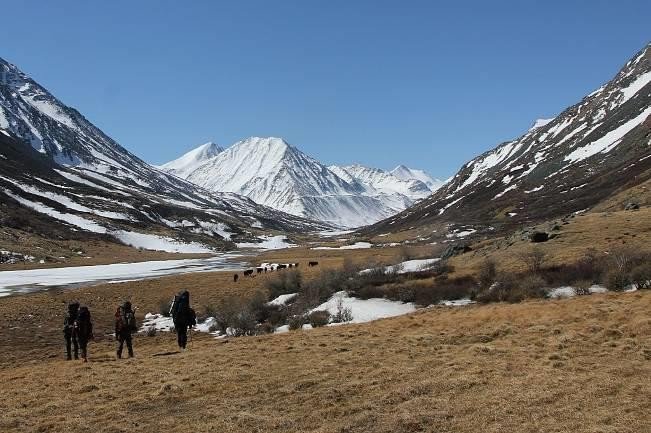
[365,43,651,239]
[0,57,328,255]
[161,137,442,227]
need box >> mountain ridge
[0,58,330,254]
[363,42,651,239]
[161,137,443,227]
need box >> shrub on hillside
[631,263,651,289]
[573,280,593,296]
[476,274,546,303]
[228,310,258,337]
[308,310,331,327]
[520,247,547,274]
[331,296,353,323]
[267,307,289,327]
[265,269,302,299]
[478,258,497,289]
[403,275,475,306]
[288,315,305,330]
[605,269,631,292]
[210,294,267,336]
[257,321,275,334]
[299,267,357,307]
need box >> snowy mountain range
[160,137,443,227]
[366,42,651,238]
[0,57,329,253]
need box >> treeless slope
[0,291,649,433]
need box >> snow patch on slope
[565,106,651,163]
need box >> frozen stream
[0,254,247,296]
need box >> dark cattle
[256,267,264,274]
[233,274,239,282]
[243,269,254,277]
[294,263,299,268]
[308,261,319,267]
[277,264,287,270]
[288,263,294,268]
[264,267,268,273]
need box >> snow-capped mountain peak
[390,164,445,191]
[158,141,224,178]
[161,138,443,228]
[1,58,329,253]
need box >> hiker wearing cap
[115,301,137,359]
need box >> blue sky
[1,1,649,177]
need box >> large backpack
[64,302,80,332]
[115,302,137,333]
[170,290,190,325]
[75,306,93,339]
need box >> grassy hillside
[0,287,649,432]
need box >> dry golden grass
[447,208,651,276]
[1,210,650,432]
[0,290,649,432]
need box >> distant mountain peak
[158,141,224,177]
[390,165,445,190]
[160,139,444,228]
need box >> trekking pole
[189,327,194,350]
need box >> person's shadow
[152,351,181,357]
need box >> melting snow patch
[493,184,517,199]
[268,293,298,306]
[525,185,544,194]
[0,255,244,295]
[547,285,607,299]
[446,229,476,239]
[141,314,219,335]
[237,235,296,250]
[54,169,114,192]
[113,230,214,254]
[141,313,174,332]
[360,258,440,275]
[3,189,107,233]
[311,291,416,324]
[313,242,373,250]
[619,71,651,106]
[439,298,474,307]
[318,229,355,237]
[565,106,651,163]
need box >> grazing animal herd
[234,261,316,281]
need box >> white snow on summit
[158,142,223,178]
[160,137,442,228]
[389,165,446,191]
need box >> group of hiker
[63,290,196,362]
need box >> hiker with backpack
[170,290,196,350]
[115,301,137,359]
[75,305,94,362]
[63,301,80,360]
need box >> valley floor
[0,274,648,432]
